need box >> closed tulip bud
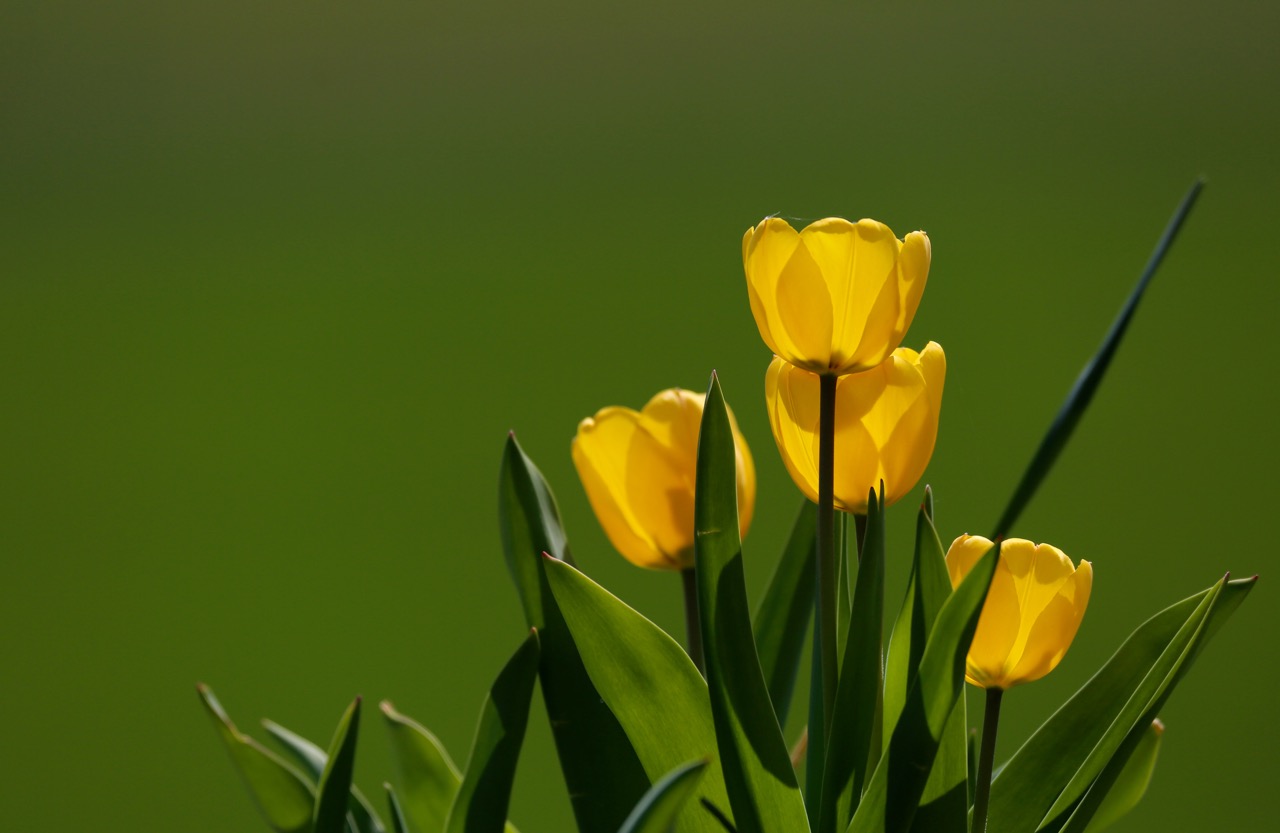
[764,343,945,513]
[945,535,1093,690]
[743,216,931,376]
[572,388,756,571]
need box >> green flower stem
[681,567,704,675]
[972,687,1004,833]
[816,373,839,740]
[854,512,868,561]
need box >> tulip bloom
[743,217,931,376]
[572,388,756,571]
[945,535,1093,690]
[764,342,945,513]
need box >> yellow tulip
[945,535,1093,690]
[743,216,931,376]
[764,342,945,513]
[572,388,756,571]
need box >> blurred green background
[3,1,1277,829]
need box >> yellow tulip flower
[764,343,945,513]
[945,535,1093,690]
[572,388,756,571]
[743,216,931,376]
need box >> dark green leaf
[752,500,816,729]
[197,684,315,833]
[847,542,999,833]
[988,575,1255,833]
[263,719,386,833]
[618,759,711,833]
[819,487,885,833]
[993,179,1204,539]
[385,784,410,833]
[445,631,540,833]
[498,434,650,832]
[694,373,809,833]
[382,701,468,833]
[544,556,734,833]
[313,698,363,833]
[882,498,967,833]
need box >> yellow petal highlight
[764,343,946,513]
[744,216,929,375]
[945,536,1093,690]
[572,388,756,571]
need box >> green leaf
[445,631,540,833]
[618,759,711,833]
[1080,719,1162,833]
[385,784,410,833]
[819,487,885,833]
[313,697,363,833]
[197,684,315,833]
[263,719,386,833]
[987,574,1255,833]
[993,179,1204,539]
[544,556,734,833]
[752,499,816,729]
[694,373,809,833]
[882,496,967,833]
[499,434,651,832]
[381,701,464,833]
[847,541,999,833]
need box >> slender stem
[816,373,839,740]
[972,687,1004,833]
[681,567,704,675]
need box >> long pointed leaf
[752,500,817,729]
[820,488,885,833]
[618,759,711,833]
[1079,719,1162,833]
[444,631,540,833]
[993,179,1204,539]
[499,434,650,832]
[847,542,1000,833]
[987,575,1255,833]
[264,719,386,833]
[694,373,809,833]
[197,684,315,833]
[385,784,410,833]
[544,556,734,833]
[314,698,363,833]
[883,495,967,833]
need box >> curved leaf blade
[847,542,999,833]
[994,179,1204,539]
[385,784,410,833]
[544,556,734,833]
[618,759,711,833]
[820,487,885,833]
[1079,718,1162,833]
[444,631,540,833]
[695,374,809,833]
[197,684,315,833]
[988,575,1255,833]
[499,434,650,832]
[264,719,386,833]
[314,698,363,833]
[752,499,817,729]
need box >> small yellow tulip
[743,216,931,376]
[945,535,1093,690]
[764,342,945,513]
[572,388,756,571]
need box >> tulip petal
[766,357,822,504]
[801,218,900,372]
[744,219,806,365]
[965,547,1023,688]
[893,231,930,338]
[774,238,835,371]
[572,413,673,570]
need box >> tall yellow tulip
[743,217,930,376]
[945,535,1093,690]
[572,388,756,571]
[764,342,945,513]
